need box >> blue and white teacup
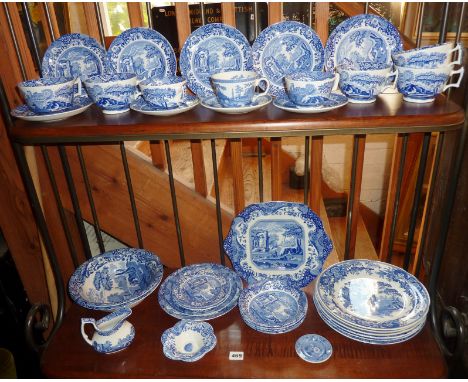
[337,62,396,103]
[211,71,270,108]
[18,76,81,114]
[392,42,463,69]
[84,73,139,114]
[139,76,187,108]
[284,71,336,106]
[396,64,465,103]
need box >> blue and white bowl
[396,64,465,103]
[161,320,217,362]
[68,248,164,311]
[84,73,139,114]
[392,42,463,69]
[139,76,187,109]
[284,71,336,106]
[18,76,81,114]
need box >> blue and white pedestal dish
[392,42,463,68]
[273,93,348,114]
[161,320,217,362]
[130,94,199,117]
[252,21,324,97]
[295,334,332,363]
[284,71,336,106]
[201,94,272,115]
[68,248,164,311]
[139,76,187,108]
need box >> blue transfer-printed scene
[393,52,447,68]
[87,84,136,109]
[340,73,386,99]
[180,276,222,303]
[143,88,178,107]
[57,48,102,78]
[398,72,448,99]
[214,82,253,107]
[249,219,305,270]
[119,41,166,76]
[336,30,388,67]
[262,35,313,85]
[250,291,298,324]
[287,83,333,105]
[23,87,73,113]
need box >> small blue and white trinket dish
[161,320,217,362]
[295,334,332,363]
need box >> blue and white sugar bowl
[138,76,187,109]
[18,76,82,114]
[84,73,139,114]
[392,41,463,69]
[284,71,336,106]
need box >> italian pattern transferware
[224,202,333,288]
[201,94,272,114]
[295,334,333,363]
[252,21,324,97]
[324,14,402,71]
[130,94,199,116]
[180,23,253,99]
[273,93,348,114]
[41,33,108,80]
[107,27,176,79]
[68,248,164,311]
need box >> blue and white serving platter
[224,201,333,288]
[324,14,403,71]
[201,95,272,114]
[11,95,92,122]
[252,21,324,97]
[295,334,333,363]
[107,27,176,79]
[130,94,199,116]
[180,23,253,99]
[238,279,308,334]
[42,33,108,80]
[273,93,348,114]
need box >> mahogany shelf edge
[10,93,465,145]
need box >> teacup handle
[383,70,399,90]
[74,77,83,96]
[253,77,270,101]
[81,318,97,346]
[443,67,465,91]
[332,73,340,91]
[450,43,463,66]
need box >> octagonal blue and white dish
[161,320,217,362]
[224,202,332,288]
[68,248,164,311]
[42,33,108,81]
[324,14,402,71]
[107,27,176,80]
[295,334,333,363]
[252,21,324,97]
[180,23,253,99]
[273,93,347,114]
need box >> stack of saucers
[313,259,430,345]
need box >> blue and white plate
[161,320,216,362]
[295,334,332,363]
[238,279,308,334]
[273,93,348,114]
[201,95,272,114]
[324,14,403,71]
[224,201,333,288]
[107,27,176,79]
[252,21,324,97]
[42,33,108,80]
[11,95,93,122]
[130,94,199,116]
[180,23,253,99]
[68,248,164,311]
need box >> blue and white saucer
[295,334,332,363]
[11,95,93,122]
[201,95,272,114]
[273,93,348,114]
[130,95,199,116]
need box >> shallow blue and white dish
[11,95,92,122]
[392,41,463,68]
[180,23,253,99]
[107,27,176,79]
[201,94,272,114]
[295,334,332,363]
[68,248,164,311]
[238,279,308,334]
[224,201,333,288]
[284,71,336,106]
[252,21,324,97]
[273,93,347,114]
[42,33,108,81]
[130,94,199,117]
[161,320,216,362]
[324,14,402,71]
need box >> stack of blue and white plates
[313,260,430,345]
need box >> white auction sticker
[229,351,244,360]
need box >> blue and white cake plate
[42,33,108,80]
[324,14,402,71]
[273,93,348,114]
[180,23,253,99]
[223,201,333,288]
[107,27,176,79]
[295,334,332,363]
[252,21,324,97]
[130,95,199,117]
[11,95,93,122]
[201,95,272,114]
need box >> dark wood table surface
[41,274,446,378]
